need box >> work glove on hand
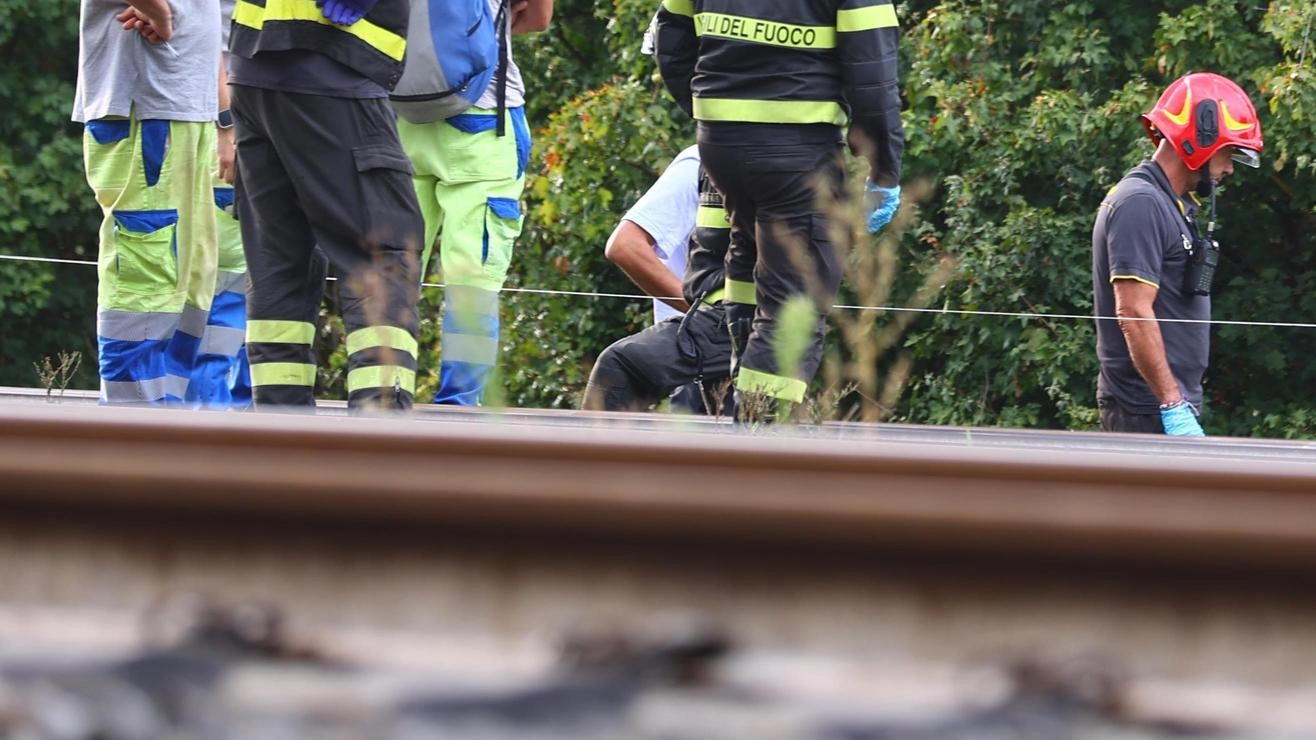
[865,182,901,234]
[1160,401,1205,437]
[317,0,378,25]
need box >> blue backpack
[391,0,509,129]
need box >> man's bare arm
[216,53,235,184]
[510,0,552,35]
[605,220,689,313]
[1112,278,1181,404]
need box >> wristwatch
[216,109,234,129]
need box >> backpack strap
[494,0,510,137]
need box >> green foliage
[499,0,687,408]
[9,0,1316,440]
[0,0,99,388]
[893,0,1316,436]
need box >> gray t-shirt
[474,0,525,109]
[73,0,221,123]
[1092,160,1210,413]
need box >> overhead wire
[2,251,1314,330]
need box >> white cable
[4,252,1313,330]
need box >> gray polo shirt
[1092,160,1210,413]
[73,0,221,123]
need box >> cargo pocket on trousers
[107,209,180,311]
[481,197,522,281]
[352,144,419,250]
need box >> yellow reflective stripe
[345,326,418,358]
[347,365,417,394]
[1111,275,1159,288]
[736,367,807,403]
[725,278,757,305]
[247,319,315,345]
[662,0,693,17]
[696,206,730,229]
[837,4,898,32]
[250,362,316,387]
[694,13,835,49]
[233,0,405,61]
[701,287,726,306]
[693,98,847,126]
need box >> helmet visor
[1231,147,1261,169]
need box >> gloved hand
[1160,401,1205,436]
[865,182,901,234]
[317,0,378,26]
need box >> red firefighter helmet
[1140,72,1264,171]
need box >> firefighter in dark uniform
[655,0,903,414]
[582,167,736,413]
[228,0,424,409]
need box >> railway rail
[2,398,1316,736]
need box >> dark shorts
[1098,396,1164,434]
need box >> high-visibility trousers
[84,115,218,405]
[187,179,253,409]
[397,106,531,406]
[232,85,423,410]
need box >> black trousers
[1097,396,1165,433]
[582,306,734,414]
[232,85,423,409]
[698,122,846,402]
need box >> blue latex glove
[865,182,901,234]
[1160,401,1205,436]
[317,0,377,25]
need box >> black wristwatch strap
[216,109,234,129]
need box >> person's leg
[428,107,530,405]
[188,177,251,408]
[395,117,446,279]
[582,307,732,413]
[712,139,844,408]
[279,93,423,410]
[87,113,217,405]
[582,319,689,412]
[233,86,323,408]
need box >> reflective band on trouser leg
[724,279,758,305]
[250,362,317,388]
[87,117,217,406]
[736,366,808,403]
[347,364,417,397]
[346,324,418,404]
[247,319,315,346]
[696,205,730,229]
[246,319,317,405]
[693,98,848,127]
[231,0,406,61]
[836,4,899,32]
[435,286,500,406]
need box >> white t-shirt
[622,146,700,324]
[475,0,526,109]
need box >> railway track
[2,397,1316,736]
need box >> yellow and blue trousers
[397,106,530,405]
[84,115,225,406]
[189,178,252,408]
